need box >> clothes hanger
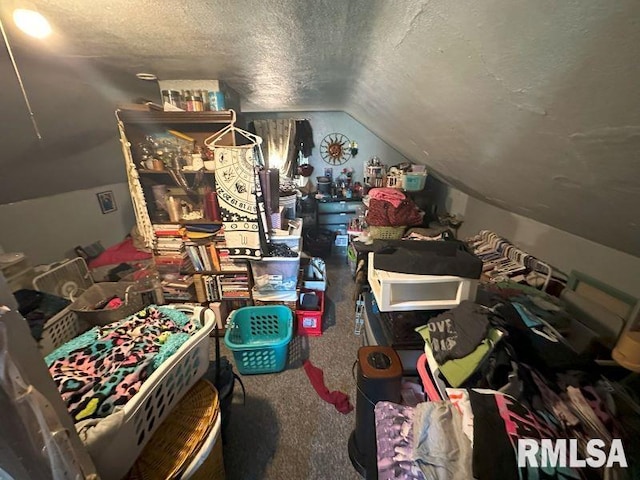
[204,110,263,148]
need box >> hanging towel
[303,360,353,414]
[213,146,264,259]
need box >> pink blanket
[88,237,152,268]
[368,187,406,208]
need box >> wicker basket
[368,225,406,240]
[80,305,213,480]
[126,380,224,480]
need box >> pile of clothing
[365,188,424,227]
[375,285,639,479]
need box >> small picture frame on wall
[97,191,117,214]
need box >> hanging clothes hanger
[204,110,263,148]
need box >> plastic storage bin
[367,253,478,312]
[224,305,293,375]
[250,254,300,292]
[303,228,334,258]
[335,234,349,247]
[69,282,145,326]
[296,290,325,336]
[252,288,299,310]
[271,218,303,252]
[279,193,298,220]
[402,172,428,191]
[39,307,89,356]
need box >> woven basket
[126,380,223,480]
[369,225,406,240]
[189,434,225,480]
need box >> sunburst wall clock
[320,133,352,165]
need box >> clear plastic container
[249,254,300,292]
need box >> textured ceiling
[0,0,639,256]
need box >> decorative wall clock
[320,133,352,165]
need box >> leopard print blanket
[47,306,199,422]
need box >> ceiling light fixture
[13,8,51,39]
[136,73,158,81]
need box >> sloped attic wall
[0,45,158,204]
[337,1,640,258]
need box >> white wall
[243,111,410,185]
[443,188,640,298]
[0,183,135,265]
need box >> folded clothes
[373,240,483,278]
[417,327,504,387]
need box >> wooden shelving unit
[117,109,236,125]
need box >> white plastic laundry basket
[39,305,215,480]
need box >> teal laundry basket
[224,305,293,375]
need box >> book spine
[193,274,206,303]
[199,244,212,271]
[208,243,221,272]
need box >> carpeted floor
[216,254,363,480]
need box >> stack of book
[193,272,251,302]
[216,247,250,272]
[153,223,195,301]
[161,274,195,302]
[153,224,185,269]
[217,273,251,299]
[193,273,220,302]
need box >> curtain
[252,119,297,179]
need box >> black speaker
[349,346,403,479]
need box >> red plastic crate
[296,290,325,336]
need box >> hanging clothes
[294,119,314,158]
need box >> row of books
[193,273,251,302]
[184,241,249,273]
[153,223,251,303]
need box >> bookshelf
[153,223,253,305]
[117,108,254,310]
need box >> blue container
[402,172,427,191]
[224,305,293,374]
[208,91,226,111]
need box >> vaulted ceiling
[1,1,639,256]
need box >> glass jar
[200,90,210,111]
[185,95,204,112]
[162,90,182,108]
